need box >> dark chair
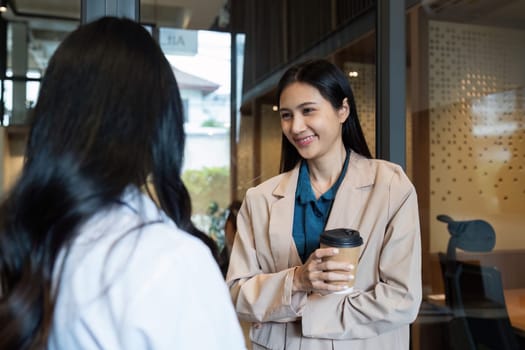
[436,215,520,350]
[441,259,520,350]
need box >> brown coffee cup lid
[320,228,363,248]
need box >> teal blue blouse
[292,151,350,263]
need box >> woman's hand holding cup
[292,247,355,294]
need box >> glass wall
[0,17,78,191]
[408,1,525,348]
[2,19,76,126]
[423,0,524,253]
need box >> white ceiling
[3,0,228,71]
[9,0,227,30]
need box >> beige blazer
[227,152,422,350]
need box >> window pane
[160,29,232,248]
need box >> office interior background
[0,0,524,348]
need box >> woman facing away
[226,59,422,349]
[0,17,246,350]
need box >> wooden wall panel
[335,0,375,26]
[286,0,332,60]
[230,0,375,93]
[253,0,285,80]
[231,0,285,93]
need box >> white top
[49,187,246,350]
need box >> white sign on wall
[159,28,198,56]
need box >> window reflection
[411,1,525,348]
[426,14,525,253]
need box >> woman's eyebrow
[297,101,316,108]
[280,101,317,111]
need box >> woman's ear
[338,98,350,123]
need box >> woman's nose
[291,115,306,134]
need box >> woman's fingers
[320,260,355,272]
[310,247,340,259]
[320,270,354,283]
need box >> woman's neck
[307,145,347,195]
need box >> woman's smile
[294,134,317,147]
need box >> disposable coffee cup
[319,228,363,294]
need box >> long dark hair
[276,59,372,172]
[0,17,217,349]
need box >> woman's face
[279,82,349,161]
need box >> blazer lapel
[268,167,302,271]
[325,152,376,257]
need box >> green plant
[182,166,230,247]
[201,118,223,128]
[206,201,228,250]
[182,166,230,214]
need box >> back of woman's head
[276,59,372,172]
[0,17,215,349]
[28,16,184,189]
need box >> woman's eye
[302,108,314,115]
[280,112,291,120]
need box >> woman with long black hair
[227,59,421,349]
[0,17,245,350]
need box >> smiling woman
[278,81,351,173]
[226,59,422,350]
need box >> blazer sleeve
[226,192,307,323]
[302,168,422,339]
